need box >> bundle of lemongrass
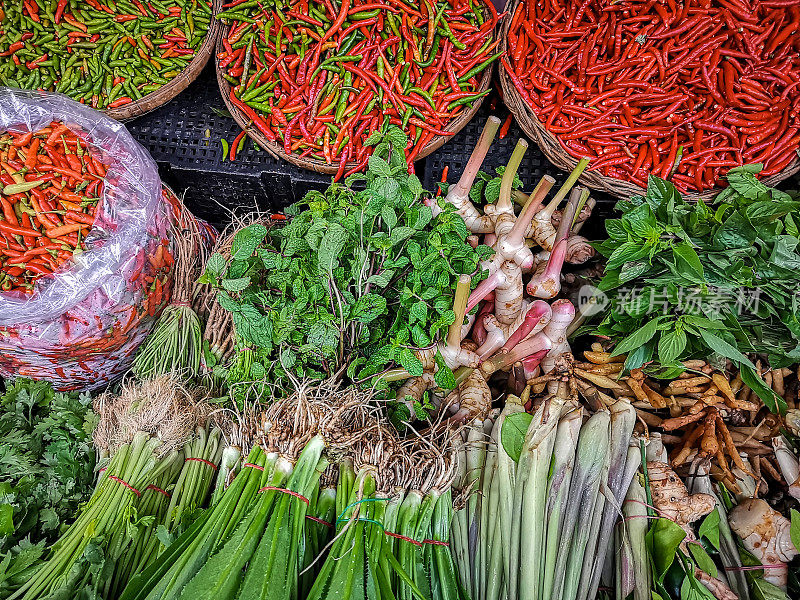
[10,375,222,600]
[450,381,639,600]
[134,196,214,380]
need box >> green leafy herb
[592,169,800,412]
[0,379,97,594]
[203,127,488,402]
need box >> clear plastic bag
[0,89,169,389]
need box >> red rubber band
[109,475,141,497]
[385,531,422,546]
[185,457,218,470]
[244,462,264,471]
[258,486,310,505]
[421,539,449,547]
[146,484,171,499]
[306,515,334,527]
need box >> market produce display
[502,0,800,194]
[4,3,800,599]
[0,0,214,112]
[216,0,500,177]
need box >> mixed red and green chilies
[217,0,501,178]
[0,122,104,293]
[0,0,212,110]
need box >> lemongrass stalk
[687,459,750,600]
[582,401,637,600]
[492,396,524,590]
[477,429,499,600]
[541,407,583,600]
[553,411,611,600]
[618,475,650,600]
[515,394,566,600]
[484,503,505,600]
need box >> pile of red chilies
[0,123,104,293]
[504,0,800,192]
[218,0,500,179]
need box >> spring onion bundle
[451,384,638,600]
[10,376,213,600]
[119,380,378,600]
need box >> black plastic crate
[125,63,336,229]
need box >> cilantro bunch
[592,166,800,412]
[0,379,97,591]
[201,128,489,398]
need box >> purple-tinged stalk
[500,301,552,354]
[480,333,552,377]
[530,158,590,250]
[428,117,501,233]
[540,300,575,375]
[526,188,584,299]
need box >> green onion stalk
[299,472,338,598]
[106,423,226,598]
[134,200,211,380]
[10,376,206,600]
[102,457,183,600]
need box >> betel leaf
[612,316,661,357]
[697,508,721,551]
[501,412,533,463]
[687,542,717,578]
[648,517,687,581]
[790,508,800,553]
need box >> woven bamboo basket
[106,0,222,122]
[216,15,494,175]
[498,0,800,201]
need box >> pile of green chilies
[217,0,501,179]
[0,0,212,110]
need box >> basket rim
[497,0,800,201]
[105,0,223,122]
[214,12,494,174]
